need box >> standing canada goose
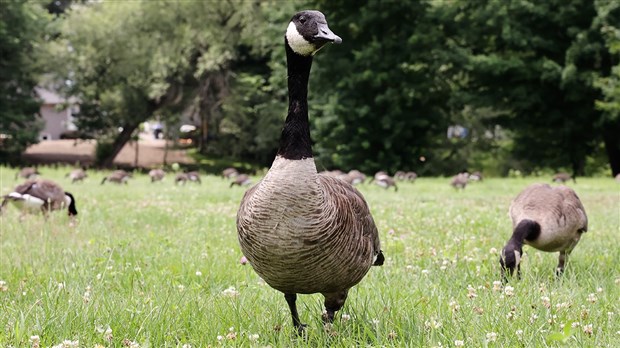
[229,174,252,188]
[101,170,131,185]
[500,183,588,280]
[66,169,87,183]
[450,173,468,190]
[222,167,239,179]
[469,171,483,182]
[15,167,40,180]
[615,173,620,182]
[1,179,77,216]
[404,171,418,182]
[552,172,575,184]
[236,11,383,334]
[149,169,166,183]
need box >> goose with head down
[236,10,383,334]
[1,179,77,217]
[500,183,588,281]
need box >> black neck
[510,219,541,245]
[277,40,314,160]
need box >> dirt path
[22,137,194,168]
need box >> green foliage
[0,1,49,163]
[310,0,453,174]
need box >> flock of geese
[0,10,608,334]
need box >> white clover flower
[541,296,551,308]
[424,319,442,330]
[467,285,477,299]
[248,333,259,342]
[571,322,581,328]
[422,269,430,275]
[0,280,8,291]
[492,281,502,292]
[30,335,40,348]
[222,286,240,298]
[587,293,597,303]
[596,287,603,293]
[217,335,223,341]
[177,284,185,292]
[96,273,102,280]
[195,271,202,277]
[454,340,464,346]
[504,286,514,297]
[341,313,351,321]
[57,282,65,290]
[486,332,497,342]
[449,300,460,312]
[515,329,523,337]
[182,344,192,348]
[489,247,498,254]
[583,324,593,336]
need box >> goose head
[64,192,78,216]
[286,10,342,56]
[499,244,522,282]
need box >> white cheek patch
[286,22,315,56]
[514,251,521,266]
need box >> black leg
[556,251,567,276]
[284,293,305,334]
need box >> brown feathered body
[1,179,77,216]
[237,157,380,295]
[509,183,588,253]
[68,169,87,183]
[149,169,166,182]
[16,167,39,180]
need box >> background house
[35,87,79,140]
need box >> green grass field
[0,166,618,347]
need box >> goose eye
[299,16,306,24]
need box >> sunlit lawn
[0,166,618,347]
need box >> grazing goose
[15,167,40,180]
[222,167,239,179]
[101,170,131,185]
[552,172,575,184]
[500,183,588,280]
[450,173,468,190]
[347,170,366,185]
[149,169,166,183]
[175,171,201,185]
[66,168,88,183]
[229,174,252,188]
[236,11,383,333]
[1,179,77,216]
[374,173,398,191]
[616,173,620,182]
[469,171,483,182]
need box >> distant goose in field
[1,179,77,216]
[229,174,252,188]
[222,167,239,179]
[450,173,468,190]
[15,167,40,180]
[149,169,166,183]
[101,170,131,185]
[552,172,575,184]
[66,169,87,183]
[175,171,201,185]
[500,183,588,280]
[616,173,620,182]
[347,170,366,185]
[236,11,383,334]
[469,171,483,182]
[374,173,398,191]
[403,171,418,182]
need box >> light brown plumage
[67,169,87,183]
[500,183,588,279]
[149,169,166,182]
[15,167,40,180]
[101,170,131,185]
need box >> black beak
[314,22,342,44]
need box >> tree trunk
[98,122,141,168]
[134,137,139,167]
[603,123,620,177]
